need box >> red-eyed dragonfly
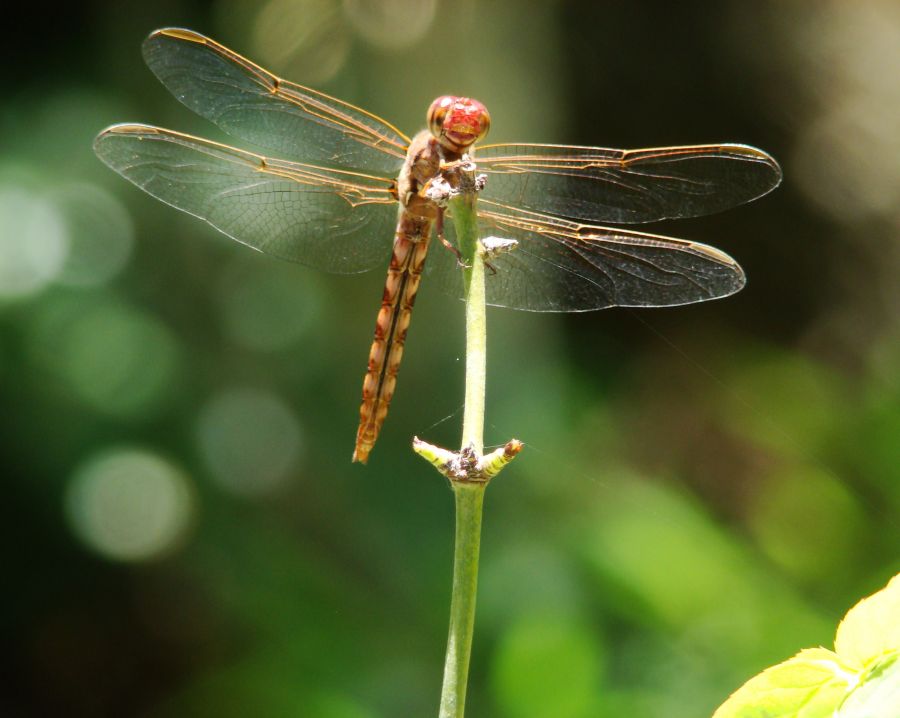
[94,28,781,463]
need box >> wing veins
[151,29,410,161]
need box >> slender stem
[461,209,486,455]
[438,189,487,718]
[439,482,485,718]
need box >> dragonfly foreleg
[435,209,469,269]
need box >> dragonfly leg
[441,157,477,174]
[443,238,469,269]
[436,209,470,269]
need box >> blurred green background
[2,1,899,716]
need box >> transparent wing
[428,200,745,312]
[141,28,410,174]
[94,124,398,273]
[476,143,782,224]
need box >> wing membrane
[429,200,745,312]
[476,143,781,224]
[142,28,410,174]
[94,123,398,273]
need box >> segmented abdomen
[352,210,433,463]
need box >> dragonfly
[94,28,781,464]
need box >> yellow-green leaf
[836,652,899,717]
[835,574,900,668]
[712,648,858,718]
[712,574,900,718]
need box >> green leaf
[835,574,900,668]
[713,573,900,718]
[836,653,900,718]
[712,647,858,718]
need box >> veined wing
[142,28,410,174]
[475,143,781,224]
[429,200,745,312]
[94,124,398,273]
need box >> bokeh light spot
[66,448,194,562]
[216,257,323,352]
[0,183,68,300]
[50,182,134,287]
[342,0,437,50]
[252,0,350,85]
[196,387,303,496]
[793,104,900,223]
[748,465,865,581]
[28,296,182,417]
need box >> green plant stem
[460,211,486,455]
[439,482,485,718]
[439,190,487,718]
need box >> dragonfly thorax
[398,130,442,219]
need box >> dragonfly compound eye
[428,96,491,151]
[427,96,455,138]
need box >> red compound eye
[427,96,491,150]
[427,95,455,138]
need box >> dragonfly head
[427,96,491,153]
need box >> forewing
[94,124,397,273]
[142,28,410,174]
[428,201,745,312]
[476,143,781,224]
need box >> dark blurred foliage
[2,1,898,717]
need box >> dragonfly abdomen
[352,211,433,463]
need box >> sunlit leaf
[712,647,857,718]
[713,574,900,718]
[835,574,900,668]
[836,653,900,718]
